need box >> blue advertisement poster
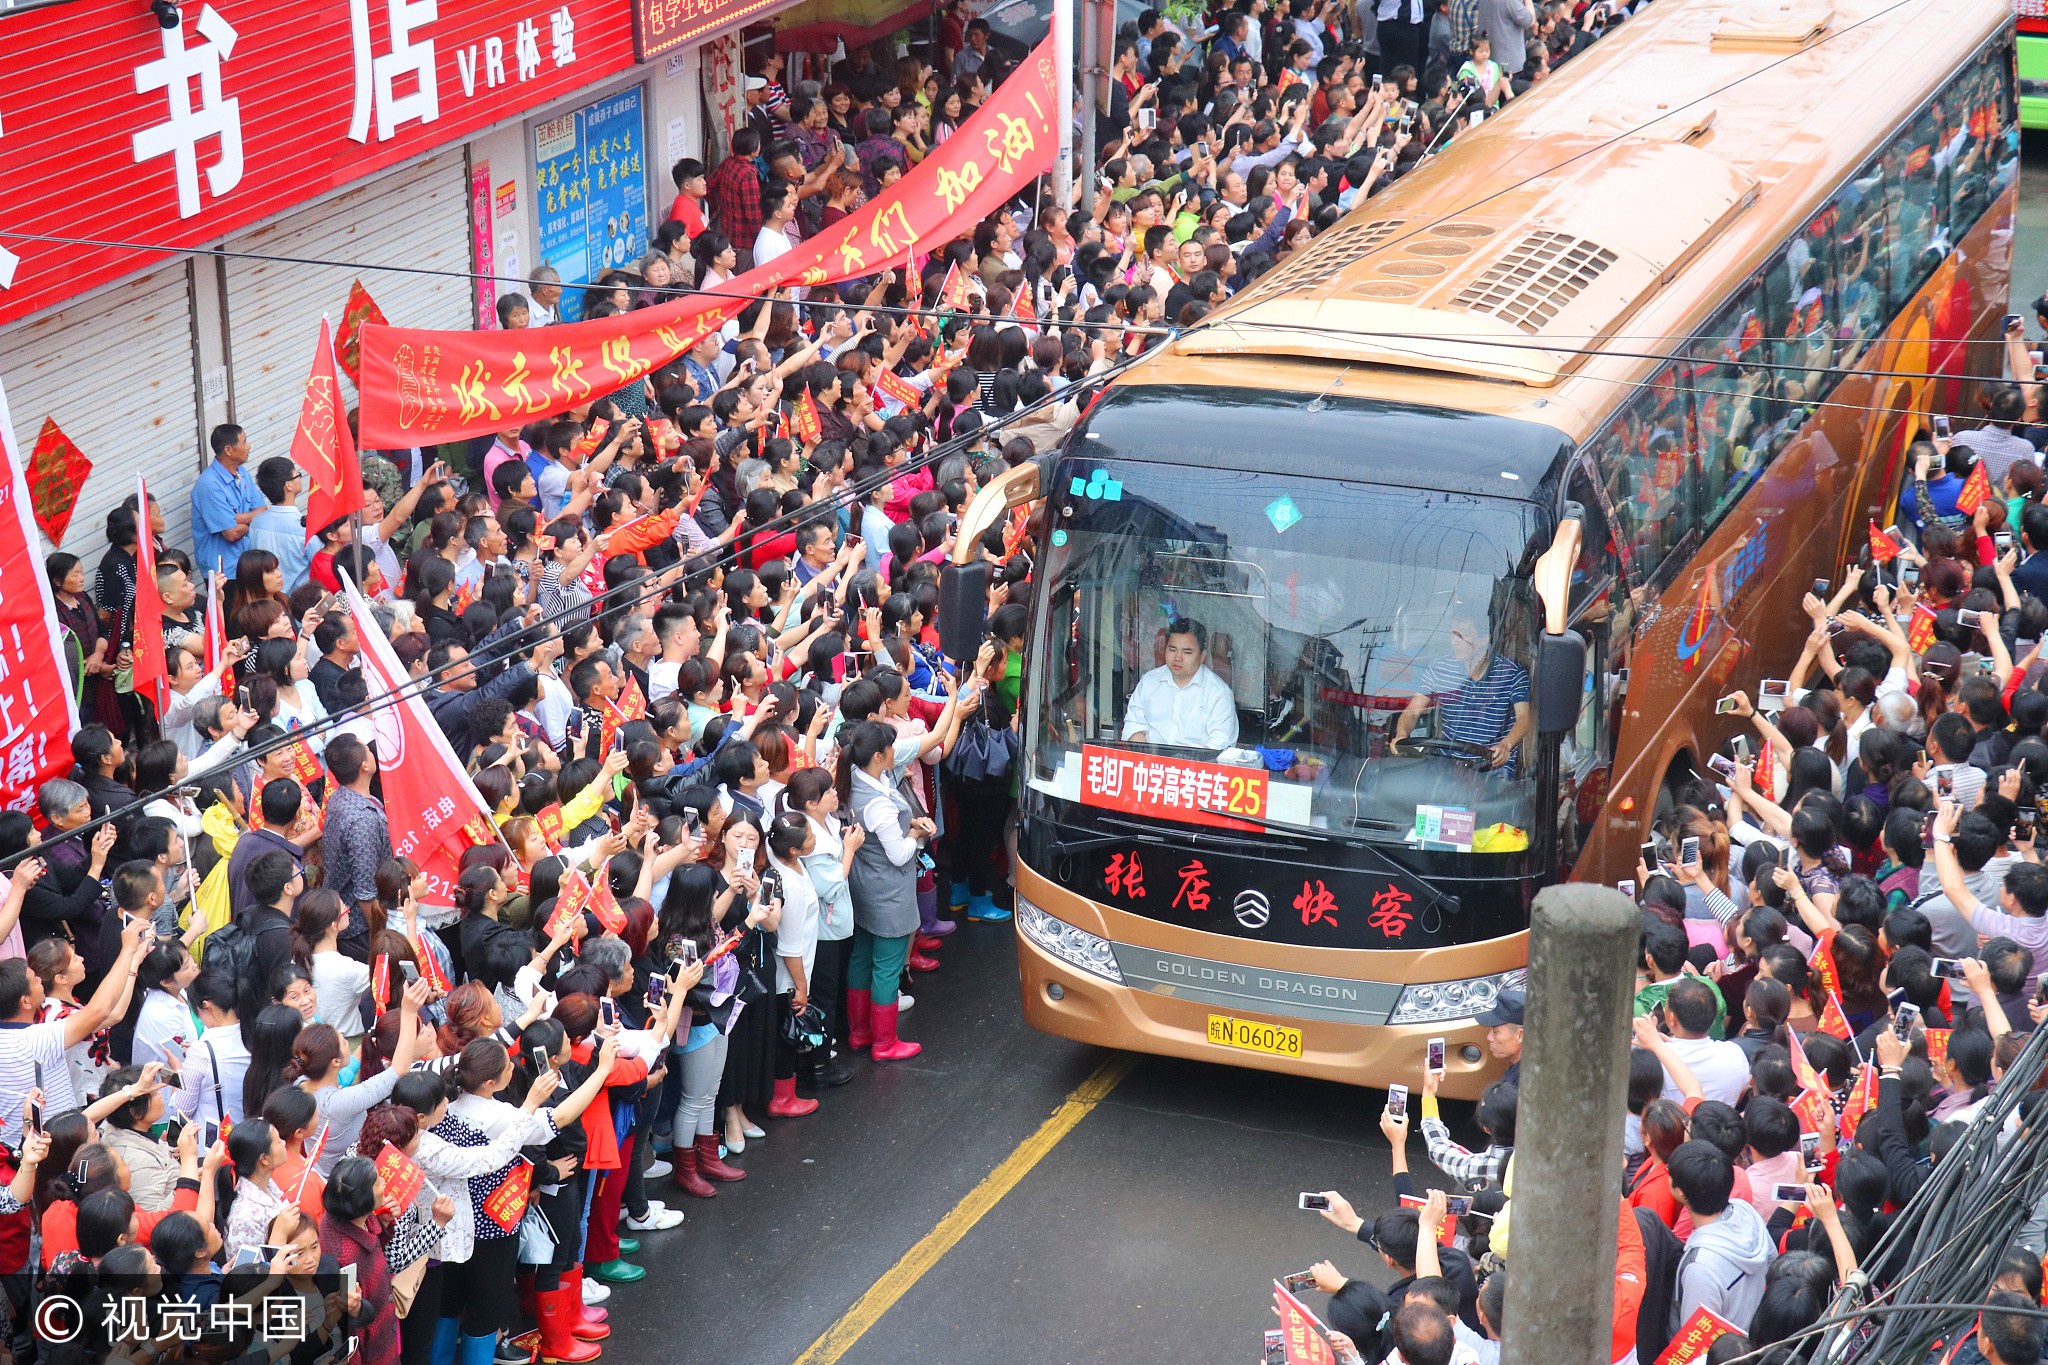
[532,86,648,323]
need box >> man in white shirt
[1654,978,1749,1105]
[0,919,149,1137]
[1121,618,1239,750]
[753,183,798,267]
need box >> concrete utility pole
[1499,884,1638,1365]
[1052,0,1075,213]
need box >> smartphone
[1299,1192,1331,1211]
[1618,878,1637,899]
[203,1121,220,1148]
[1715,693,1744,715]
[2035,364,2047,382]
[1443,1195,1475,1216]
[163,1118,185,1149]
[1799,1132,1821,1170]
[23,1096,39,1135]
[646,973,667,1008]
[1958,608,1986,630]
[1386,1083,1409,1120]
[600,998,619,1030]
[1893,1001,1922,1040]
[227,1245,268,1271]
[1426,1037,1447,1075]
[1758,678,1790,711]
[1998,531,2015,554]
[1923,810,1939,845]
[399,961,420,984]
[1136,108,1157,130]
[1679,836,1701,868]
[1935,413,1953,439]
[2005,313,2025,335]
[1734,734,1753,761]
[342,1263,358,1303]
[1772,1183,1812,1204]
[1265,1329,1287,1365]
[1708,752,1738,779]
[1281,1270,1319,1293]
[2022,809,2040,840]
[1937,766,1956,798]
[737,847,756,876]
[1812,579,1831,598]
[1639,840,1661,869]
[237,685,250,709]
[1904,566,1922,587]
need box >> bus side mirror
[1534,629,1587,736]
[937,560,990,662]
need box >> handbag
[732,928,773,1005]
[391,1253,429,1318]
[517,1202,558,1265]
[943,715,1018,782]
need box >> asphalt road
[592,919,1414,1365]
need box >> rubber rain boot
[588,1257,645,1286]
[870,1002,922,1061]
[767,1075,819,1117]
[695,1132,747,1182]
[965,893,1011,923]
[672,1139,716,1198]
[534,1287,603,1364]
[847,989,873,1049]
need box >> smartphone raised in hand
[1298,1192,1331,1211]
[1386,1083,1408,1120]
[1426,1037,1447,1075]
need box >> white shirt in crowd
[1660,1034,1750,1106]
[1121,664,1239,749]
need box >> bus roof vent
[1448,230,1620,333]
[1710,3,1832,50]
[1233,217,1408,305]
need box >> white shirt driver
[1120,664,1239,750]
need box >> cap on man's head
[1474,988,1525,1028]
[745,75,768,92]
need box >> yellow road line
[791,1053,1137,1365]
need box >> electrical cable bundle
[1772,1020,2048,1363]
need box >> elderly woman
[1,785,116,950]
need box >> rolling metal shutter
[0,263,201,554]
[223,149,473,463]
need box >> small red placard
[1078,746,1268,832]
[374,1142,428,1217]
[26,418,91,545]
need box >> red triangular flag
[1839,1063,1878,1136]
[130,475,169,709]
[1868,520,1902,564]
[292,318,365,543]
[1788,1032,1825,1095]
[794,386,823,445]
[618,674,647,722]
[1790,1086,1831,1136]
[1009,282,1039,336]
[1907,602,1939,654]
[874,367,921,411]
[1817,991,1852,1040]
[1754,737,1776,801]
[937,260,971,314]
[1958,458,1992,516]
[1271,1283,1337,1365]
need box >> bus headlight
[1389,969,1528,1025]
[1015,895,1124,984]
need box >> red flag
[617,675,647,722]
[1817,991,1851,1040]
[340,573,501,915]
[202,570,225,675]
[1788,1033,1825,1096]
[1924,1026,1952,1072]
[1868,520,1902,563]
[536,803,566,850]
[1839,1063,1878,1136]
[370,955,389,1021]
[1907,602,1939,654]
[1657,1305,1742,1364]
[373,1142,429,1218]
[1754,735,1775,800]
[873,367,921,411]
[291,318,365,542]
[1009,282,1039,336]
[937,260,972,314]
[590,861,627,935]
[1271,1283,1336,1365]
[1957,458,1992,516]
[130,475,169,710]
[0,376,84,812]
[1790,1087,1831,1135]
[333,280,388,386]
[794,386,823,445]
[479,1158,533,1232]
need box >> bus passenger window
[1592,383,1696,586]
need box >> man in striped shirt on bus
[1395,611,1533,776]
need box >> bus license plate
[1207,1014,1303,1058]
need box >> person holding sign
[1119,618,1238,750]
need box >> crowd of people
[15,0,1955,1362]
[1290,331,2048,1361]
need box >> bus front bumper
[1013,921,1509,1099]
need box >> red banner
[1790,1086,1831,1135]
[132,475,169,710]
[1958,459,1993,516]
[1817,991,1851,1040]
[537,802,566,850]
[341,574,501,909]
[1271,1284,1336,1365]
[1840,1063,1878,1136]
[794,387,823,445]
[1078,745,1269,833]
[1656,1305,1741,1364]
[0,378,81,812]
[291,319,366,541]
[1924,1026,1951,1072]
[357,40,1060,447]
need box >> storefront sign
[534,86,648,322]
[0,0,635,326]
[633,0,785,62]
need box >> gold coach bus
[943,0,2017,1094]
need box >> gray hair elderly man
[528,265,564,326]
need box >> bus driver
[1393,611,1532,773]
[1121,618,1240,750]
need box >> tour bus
[941,0,2018,1094]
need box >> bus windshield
[1027,456,1550,854]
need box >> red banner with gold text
[356,40,1058,447]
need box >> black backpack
[201,912,262,1017]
